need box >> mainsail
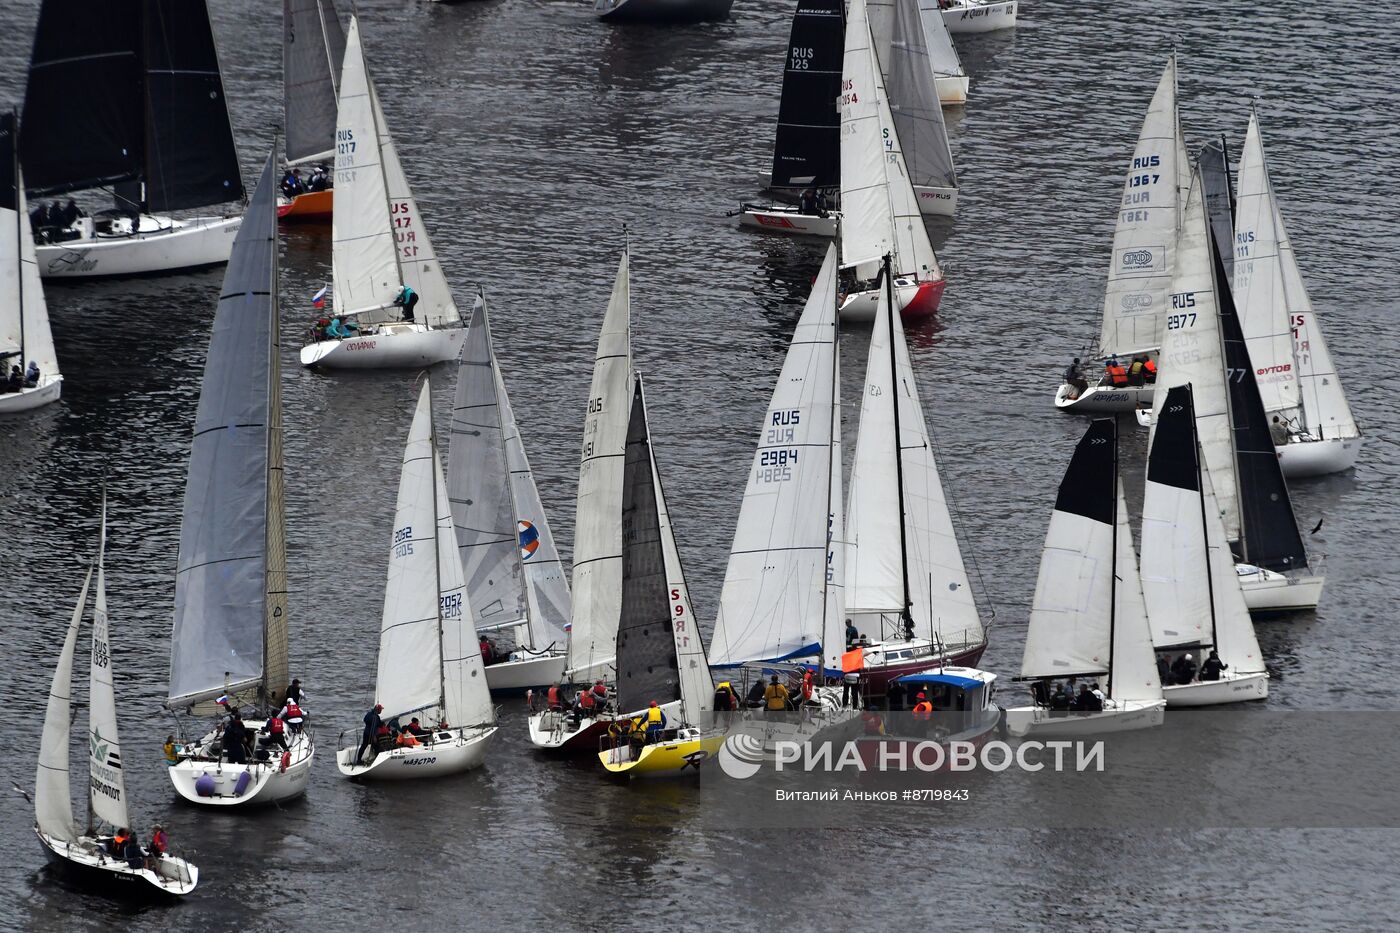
[770,0,845,192]
[88,499,129,832]
[1,113,58,386]
[568,249,633,679]
[284,0,346,166]
[168,153,284,710]
[885,0,957,198]
[710,245,843,667]
[36,567,90,843]
[916,0,965,91]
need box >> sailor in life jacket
[1105,357,1129,388]
[279,698,306,733]
[911,692,934,721]
[643,701,668,741]
[546,682,563,710]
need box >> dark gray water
[2,0,1399,928]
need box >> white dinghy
[449,292,571,692]
[299,17,466,369]
[1150,159,1324,613]
[277,0,346,222]
[737,0,844,239]
[839,0,947,320]
[337,381,498,779]
[918,0,970,105]
[35,499,198,897]
[1233,110,1362,478]
[1,111,61,413]
[1005,420,1165,737]
[164,155,314,807]
[1141,385,1269,707]
[20,0,243,279]
[1055,57,1187,413]
[938,0,1017,34]
[528,248,634,753]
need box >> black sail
[1212,227,1308,571]
[1200,138,1236,282]
[20,0,145,197]
[770,0,844,192]
[1055,418,1117,526]
[141,0,244,211]
[1148,385,1200,493]
[614,377,681,717]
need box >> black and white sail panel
[771,0,844,192]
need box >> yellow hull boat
[598,729,724,777]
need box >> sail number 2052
[393,525,413,557]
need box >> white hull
[594,0,732,20]
[36,215,241,279]
[1277,435,1362,477]
[167,730,315,807]
[485,652,568,692]
[1054,381,1155,413]
[935,75,969,105]
[1004,700,1166,737]
[1162,671,1269,707]
[839,277,943,322]
[941,0,1017,33]
[737,208,838,238]
[300,322,467,369]
[1237,565,1324,613]
[335,726,496,780]
[527,707,610,752]
[912,185,958,217]
[725,696,855,760]
[0,374,62,413]
[36,829,198,896]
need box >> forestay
[168,154,283,710]
[284,0,346,166]
[569,250,633,678]
[770,0,845,191]
[88,503,129,832]
[1,116,57,383]
[710,245,843,667]
[36,567,90,843]
[885,0,957,193]
[1099,57,1185,358]
[846,267,982,648]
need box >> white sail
[36,567,90,843]
[331,17,402,322]
[846,269,982,647]
[1,168,59,390]
[1099,56,1185,358]
[1150,165,1239,540]
[568,250,633,679]
[433,440,493,726]
[1231,112,1302,417]
[1108,482,1160,702]
[1199,463,1265,674]
[283,0,346,166]
[839,0,941,280]
[1141,409,1213,652]
[822,352,848,675]
[652,433,714,717]
[917,0,965,86]
[886,0,958,193]
[88,501,129,832]
[378,383,450,720]
[711,245,841,666]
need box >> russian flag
[311,286,328,309]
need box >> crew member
[356,703,384,765]
[393,285,419,322]
[1199,649,1228,682]
[763,675,790,712]
[1106,357,1129,387]
[643,700,667,741]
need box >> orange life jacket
[912,700,934,720]
[546,686,561,707]
[1107,364,1128,387]
[1143,359,1158,376]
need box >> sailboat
[594,0,732,23]
[1140,384,1269,706]
[279,0,346,221]
[299,16,466,369]
[939,0,1018,33]
[336,381,498,779]
[599,377,723,776]
[449,292,571,692]
[527,248,633,753]
[1233,110,1362,478]
[1055,56,1187,412]
[918,0,970,105]
[844,255,988,688]
[868,0,960,215]
[1,110,61,413]
[1004,419,1165,737]
[164,153,315,807]
[20,0,244,279]
[35,499,198,896]
[838,0,947,321]
[738,0,844,239]
[1150,159,1324,614]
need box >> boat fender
[233,770,253,797]
[195,773,217,797]
[280,751,291,773]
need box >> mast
[1106,417,1119,699]
[1188,386,1219,650]
[11,109,22,366]
[429,380,447,716]
[818,242,839,666]
[883,255,914,633]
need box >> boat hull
[1277,435,1362,477]
[912,185,958,217]
[36,830,199,897]
[300,323,467,369]
[935,75,969,105]
[1238,566,1324,613]
[1004,700,1166,737]
[736,207,838,238]
[853,716,999,771]
[599,729,724,777]
[1162,671,1269,707]
[0,375,63,413]
[36,215,241,279]
[851,639,988,695]
[941,0,1017,33]
[840,278,945,322]
[527,709,612,755]
[167,731,315,806]
[1054,381,1155,413]
[594,0,732,21]
[335,726,496,780]
[277,189,334,222]
[485,652,568,692]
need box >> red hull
[901,278,945,320]
[859,641,987,694]
[855,720,998,772]
[277,189,333,222]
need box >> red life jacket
[580,690,596,709]
[269,716,285,734]
[284,701,303,720]
[546,686,561,707]
[592,684,607,698]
